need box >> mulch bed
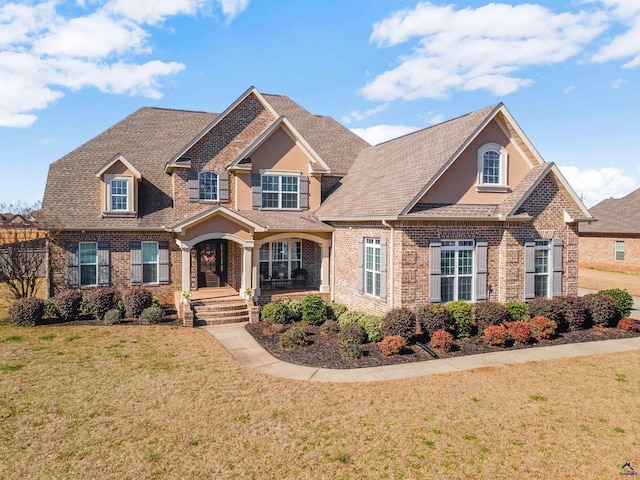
[246,322,640,370]
[36,313,182,327]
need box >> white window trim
[79,241,98,287]
[259,240,302,279]
[104,174,135,213]
[441,240,475,302]
[198,171,219,202]
[615,240,625,262]
[260,172,300,210]
[534,240,552,299]
[142,241,159,285]
[476,143,509,192]
[365,237,381,298]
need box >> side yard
[1,323,639,479]
[579,268,640,297]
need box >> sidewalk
[202,322,640,383]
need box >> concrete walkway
[202,322,640,383]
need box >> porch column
[252,246,261,297]
[319,240,331,294]
[179,243,191,293]
[241,246,253,298]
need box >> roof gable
[580,188,640,234]
[95,154,142,179]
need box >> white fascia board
[96,154,142,179]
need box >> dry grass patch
[579,268,640,297]
[1,324,639,479]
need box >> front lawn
[1,322,639,478]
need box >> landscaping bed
[247,321,640,369]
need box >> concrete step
[192,303,249,312]
[195,315,250,326]
[193,308,248,319]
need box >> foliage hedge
[43,297,58,318]
[9,297,44,326]
[139,305,165,324]
[483,325,509,347]
[583,293,617,327]
[618,318,639,332]
[506,321,531,344]
[474,302,511,333]
[417,303,454,338]
[527,316,557,341]
[86,287,116,320]
[599,288,634,320]
[55,290,83,321]
[261,302,290,325]
[302,295,327,325]
[556,296,589,331]
[123,288,153,318]
[446,301,473,338]
[279,323,308,349]
[506,300,527,321]
[338,311,365,330]
[430,329,453,352]
[359,315,384,343]
[382,308,416,342]
[340,322,367,345]
[380,336,406,356]
[526,297,561,325]
[104,308,123,325]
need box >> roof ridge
[142,106,217,115]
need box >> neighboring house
[40,86,592,317]
[579,188,640,274]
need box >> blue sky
[1,0,639,208]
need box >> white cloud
[341,104,388,124]
[563,85,576,94]
[0,0,250,128]
[363,2,608,101]
[350,124,422,145]
[558,165,637,207]
[611,78,626,89]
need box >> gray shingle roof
[262,94,371,175]
[580,188,640,234]
[316,104,501,219]
[495,163,552,217]
[41,107,217,230]
[405,203,500,218]
[231,209,334,232]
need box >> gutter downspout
[382,220,394,309]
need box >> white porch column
[241,246,253,298]
[319,240,331,293]
[179,243,191,293]
[252,246,261,297]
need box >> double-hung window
[534,240,550,297]
[615,241,625,261]
[79,242,98,287]
[365,238,381,297]
[110,179,128,211]
[477,143,508,191]
[259,241,301,280]
[199,172,218,201]
[441,240,474,302]
[142,241,159,284]
[262,174,299,209]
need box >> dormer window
[96,154,141,217]
[111,179,128,210]
[199,172,218,201]
[477,143,509,192]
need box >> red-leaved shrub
[583,293,617,327]
[430,329,453,352]
[506,321,531,344]
[380,335,406,356]
[474,302,511,332]
[618,318,639,332]
[527,316,557,341]
[483,325,509,346]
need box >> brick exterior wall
[579,234,640,274]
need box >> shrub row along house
[40,86,593,322]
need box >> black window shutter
[219,171,229,202]
[130,241,142,285]
[475,239,488,301]
[299,176,309,209]
[429,238,441,303]
[188,170,199,202]
[97,241,110,286]
[158,241,170,284]
[524,239,535,300]
[251,173,262,209]
[66,242,79,288]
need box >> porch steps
[191,297,250,326]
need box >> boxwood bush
[359,314,383,343]
[325,302,348,321]
[139,305,165,324]
[279,323,308,349]
[506,300,527,321]
[9,297,44,326]
[55,289,83,321]
[338,310,366,330]
[285,299,303,322]
[261,302,290,325]
[104,308,124,325]
[302,295,326,325]
[122,288,153,318]
[417,303,454,338]
[599,288,634,320]
[446,301,473,338]
[43,297,59,319]
[382,307,416,342]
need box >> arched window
[477,143,508,191]
[198,172,218,201]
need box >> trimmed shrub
[599,288,634,320]
[264,323,289,336]
[79,295,90,315]
[359,315,383,343]
[139,305,165,324]
[474,302,511,333]
[261,302,290,325]
[557,296,589,331]
[583,293,617,327]
[527,316,557,341]
[43,297,59,318]
[115,299,125,314]
[302,295,326,325]
[382,307,416,342]
[338,310,365,330]
[152,296,161,307]
[380,336,406,356]
[326,302,348,321]
[55,290,83,321]
[417,303,455,338]
[340,322,367,345]
[319,319,340,335]
[86,287,116,320]
[446,301,473,338]
[9,297,44,326]
[430,329,454,353]
[339,341,363,359]
[618,318,639,332]
[285,299,303,322]
[279,323,308,349]
[483,325,509,346]
[506,300,527,321]
[122,288,153,318]
[526,297,561,324]
[104,308,123,325]
[506,321,531,344]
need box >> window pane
[291,242,301,260]
[458,277,472,301]
[281,193,298,209]
[458,250,473,275]
[262,192,279,208]
[441,277,454,303]
[199,172,218,200]
[615,241,625,261]
[259,244,269,261]
[111,180,128,210]
[534,275,548,297]
[143,264,157,284]
[260,262,270,278]
[366,271,373,295]
[262,176,279,191]
[534,249,548,273]
[365,246,373,270]
[272,242,288,260]
[281,176,298,192]
[80,265,96,286]
[482,151,500,184]
[142,242,157,263]
[80,243,97,264]
[441,250,455,275]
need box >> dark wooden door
[197,240,228,288]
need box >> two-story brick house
[41,86,593,320]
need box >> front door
[197,240,228,288]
